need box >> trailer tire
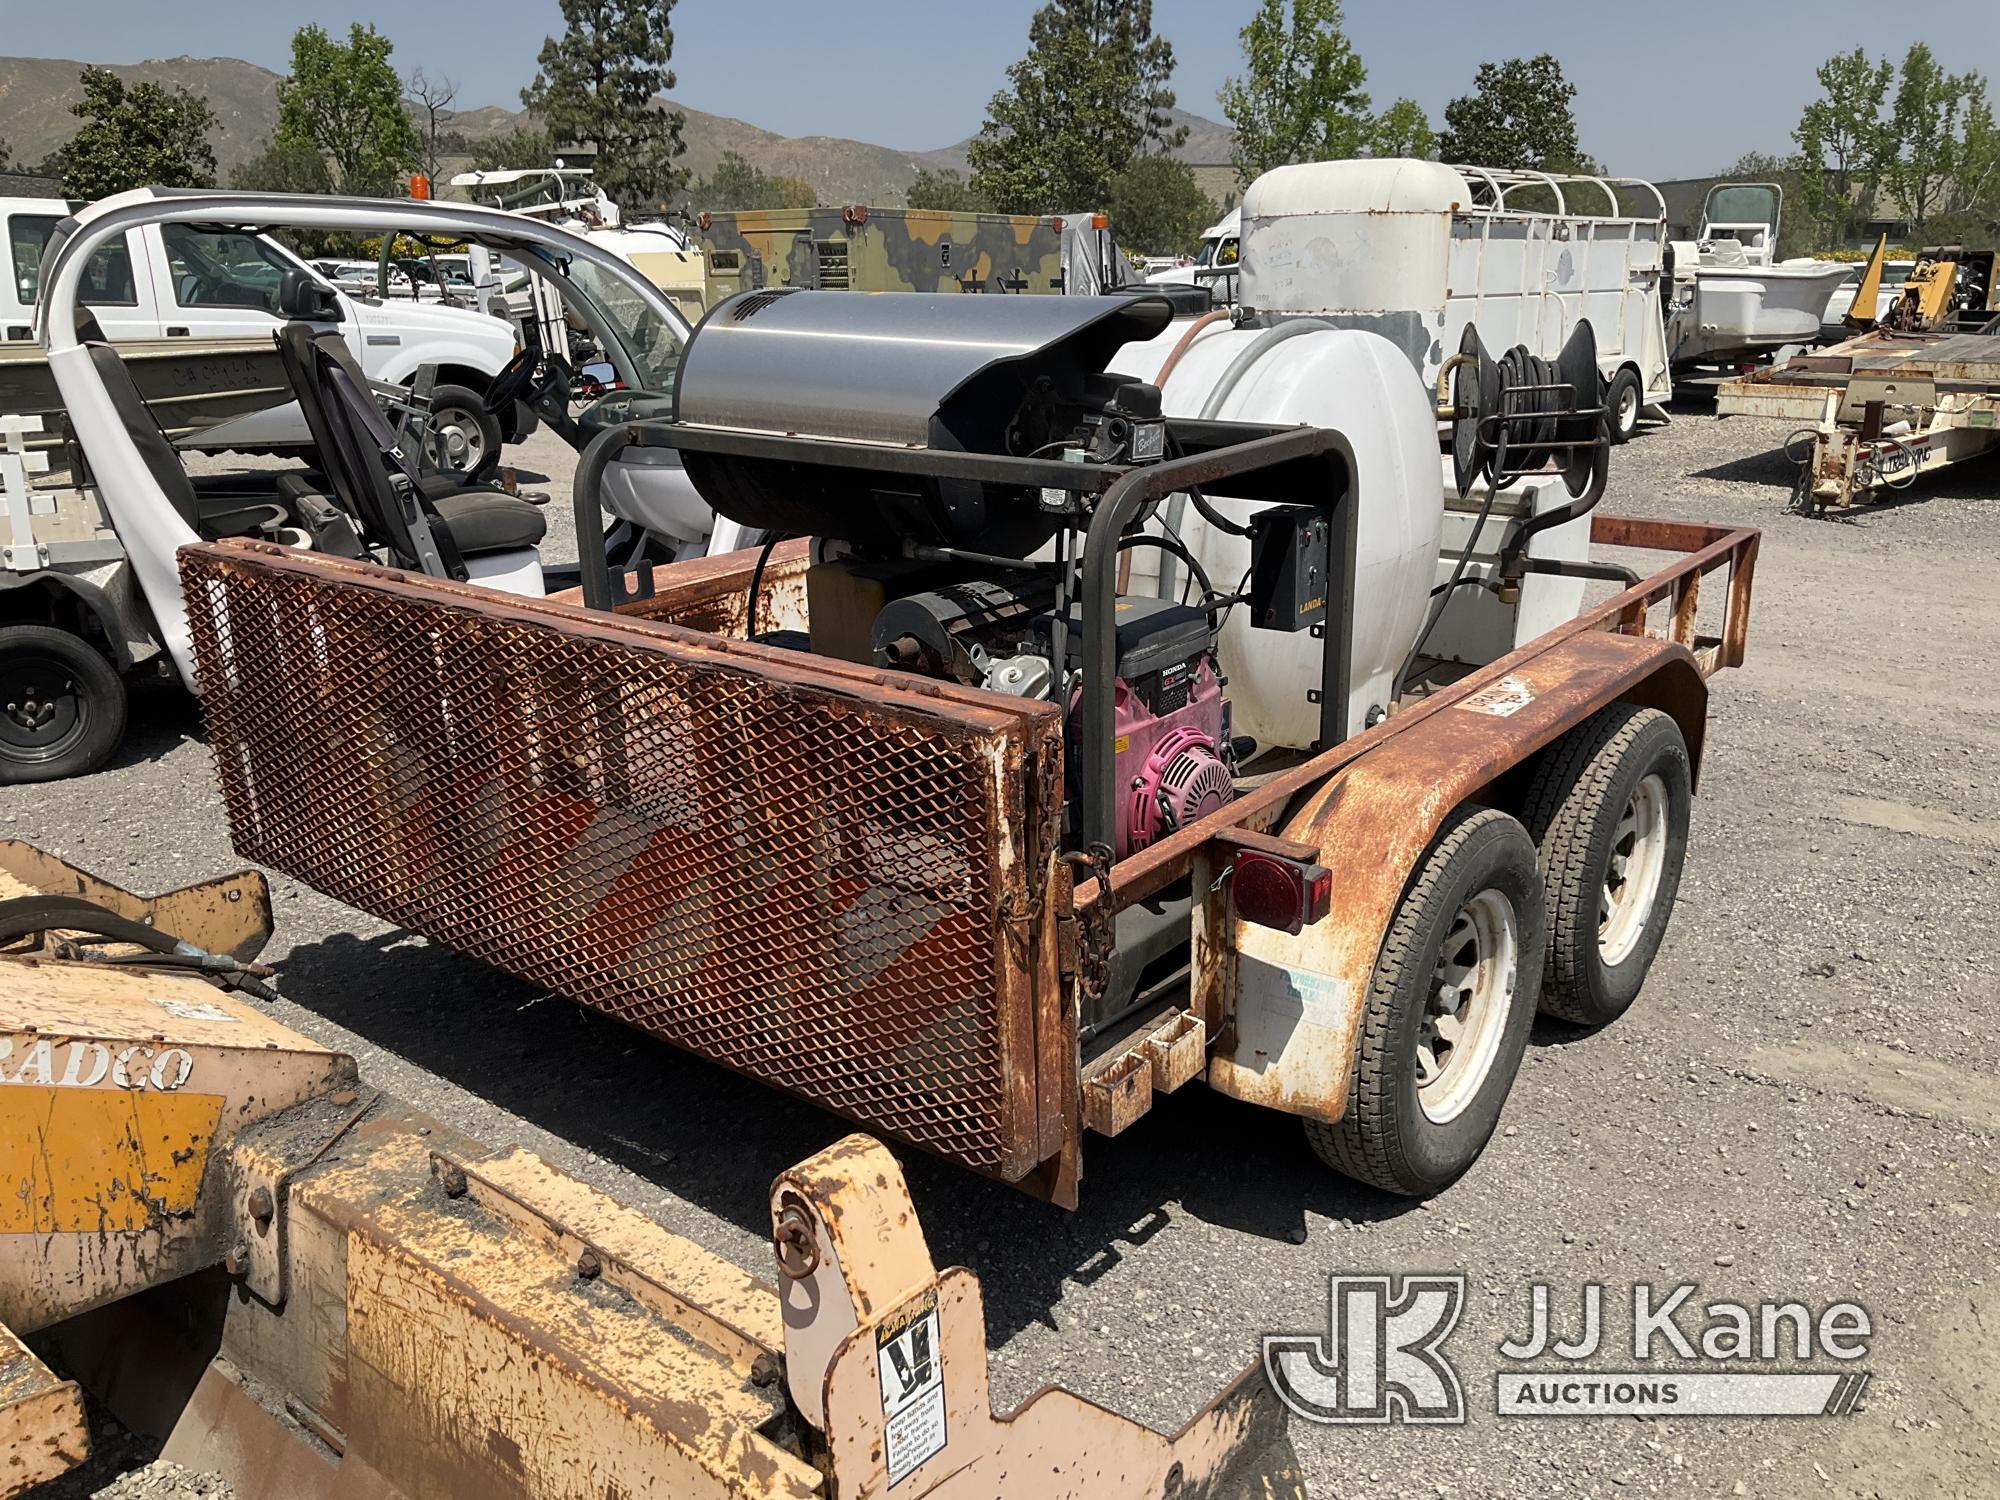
[1520,705,1690,1026]
[1303,805,1544,1196]
[0,624,126,784]
[1604,368,1643,444]
[424,383,503,483]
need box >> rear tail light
[1232,849,1332,935]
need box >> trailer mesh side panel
[181,542,1058,1177]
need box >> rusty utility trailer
[177,501,1756,1207]
[1717,324,2000,509]
[0,844,1299,1499]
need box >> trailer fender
[0,568,134,670]
[1209,630,1706,1124]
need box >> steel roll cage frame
[580,416,1360,857]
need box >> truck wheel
[1604,368,1643,444]
[0,624,126,784]
[1520,705,1691,1026]
[1304,806,1545,1196]
[425,383,503,483]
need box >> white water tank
[1107,320,1444,752]
[1238,159,1473,320]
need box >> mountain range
[0,53,1238,206]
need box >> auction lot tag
[878,1287,947,1484]
[1457,674,1535,718]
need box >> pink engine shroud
[1098,657,1232,858]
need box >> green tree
[1110,154,1214,255]
[695,151,814,210]
[469,124,555,173]
[1437,54,1592,172]
[1369,98,1435,159]
[967,1,1185,215]
[60,67,217,198]
[1218,0,1371,183]
[523,0,687,212]
[906,167,991,212]
[231,135,335,194]
[277,24,420,195]
[1884,43,1977,236]
[1942,87,1999,237]
[1793,48,1893,248]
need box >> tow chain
[1059,842,1117,1000]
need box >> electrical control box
[1247,504,1330,633]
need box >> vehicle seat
[274,323,544,568]
[271,471,544,557]
[78,337,288,542]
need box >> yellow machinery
[0,841,1298,1499]
[1844,233,2000,334]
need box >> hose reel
[1442,322,1610,501]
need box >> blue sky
[8,1,2000,179]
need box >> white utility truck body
[1232,159,1674,415]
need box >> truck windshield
[561,256,686,392]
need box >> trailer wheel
[1521,705,1690,1026]
[0,624,126,784]
[1304,806,1544,1196]
[1604,368,1643,444]
[424,383,503,483]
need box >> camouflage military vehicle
[696,206,1070,296]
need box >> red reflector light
[1232,850,1332,935]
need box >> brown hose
[1153,307,1229,391]
[1119,307,1230,591]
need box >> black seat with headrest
[74,305,282,542]
[274,324,544,570]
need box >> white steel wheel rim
[1417,889,1518,1124]
[1616,381,1639,434]
[1600,773,1668,966]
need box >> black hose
[0,896,180,953]
[1188,485,1255,538]
[1116,534,1225,630]
[1395,481,1500,699]
[745,532,786,641]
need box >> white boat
[1667,184,1854,366]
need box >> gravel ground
[13,399,1998,1500]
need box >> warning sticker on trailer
[1456,674,1536,718]
[878,1288,947,1485]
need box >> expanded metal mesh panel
[182,542,1060,1176]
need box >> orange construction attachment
[0,847,1300,1499]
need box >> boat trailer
[0,842,1299,1499]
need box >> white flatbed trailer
[1717,326,2000,509]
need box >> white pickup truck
[3,198,522,476]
